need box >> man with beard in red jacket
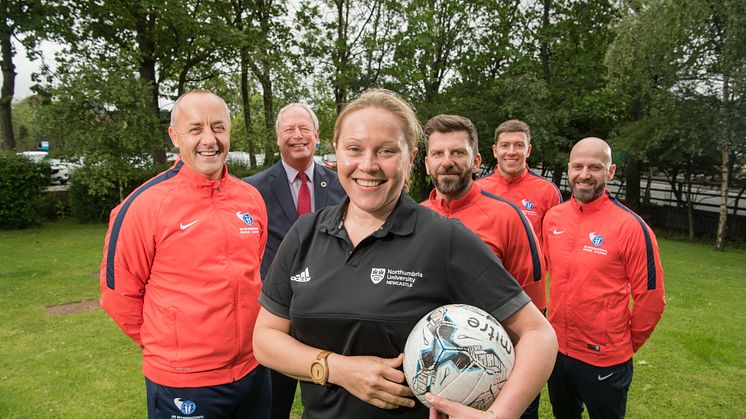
[421,115,547,419]
[542,137,666,419]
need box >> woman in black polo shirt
[253,89,557,419]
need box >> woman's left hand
[426,393,498,419]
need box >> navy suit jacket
[244,161,346,279]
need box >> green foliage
[227,160,267,180]
[35,191,70,221]
[68,162,167,223]
[0,151,51,229]
[34,64,165,215]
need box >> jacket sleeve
[99,200,156,348]
[623,220,666,352]
[500,208,546,300]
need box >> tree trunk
[0,16,16,150]
[334,0,348,114]
[540,0,552,86]
[643,167,652,204]
[625,155,641,211]
[552,163,564,191]
[135,11,166,164]
[259,74,274,166]
[239,52,257,167]
[714,75,730,251]
[685,172,694,241]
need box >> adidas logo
[290,267,311,283]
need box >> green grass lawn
[1,221,745,418]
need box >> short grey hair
[170,89,231,128]
[275,103,319,132]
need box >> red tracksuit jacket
[100,160,268,387]
[477,167,562,245]
[542,192,665,367]
[422,183,547,311]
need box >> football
[403,304,515,410]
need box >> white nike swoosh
[553,229,565,235]
[180,219,199,230]
[598,372,614,381]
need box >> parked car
[17,151,80,185]
[322,153,337,169]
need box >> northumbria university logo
[291,267,311,283]
[371,268,386,284]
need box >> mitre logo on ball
[403,304,515,411]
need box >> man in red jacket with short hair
[543,137,666,419]
[477,119,562,247]
[100,90,271,419]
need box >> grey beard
[434,173,471,196]
[572,182,605,203]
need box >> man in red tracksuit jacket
[100,90,271,419]
[542,137,666,419]
[476,119,562,247]
[420,115,549,418]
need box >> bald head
[170,89,230,129]
[567,137,616,204]
[570,137,612,166]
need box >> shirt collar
[318,191,418,238]
[281,159,315,183]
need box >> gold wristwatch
[310,350,332,385]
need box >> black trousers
[269,369,298,419]
[547,352,633,419]
[145,365,271,419]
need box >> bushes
[1,153,267,227]
[0,152,52,229]
[68,163,167,223]
[227,160,267,179]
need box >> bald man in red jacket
[543,137,666,419]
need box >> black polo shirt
[260,192,530,419]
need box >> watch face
[311,362,325,381]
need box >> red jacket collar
[570,189,612,214]
[173,157,229,190]
[427,182,481,213]
[494,166,529,185]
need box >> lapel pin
[320,181,327,188]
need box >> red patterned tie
[297,172,311,216]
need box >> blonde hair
[333,88,422,153]
[333,89,420,192]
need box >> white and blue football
[403,304,515,410]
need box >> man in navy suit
[244,103,345,418]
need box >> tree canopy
[3,0,745,247]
